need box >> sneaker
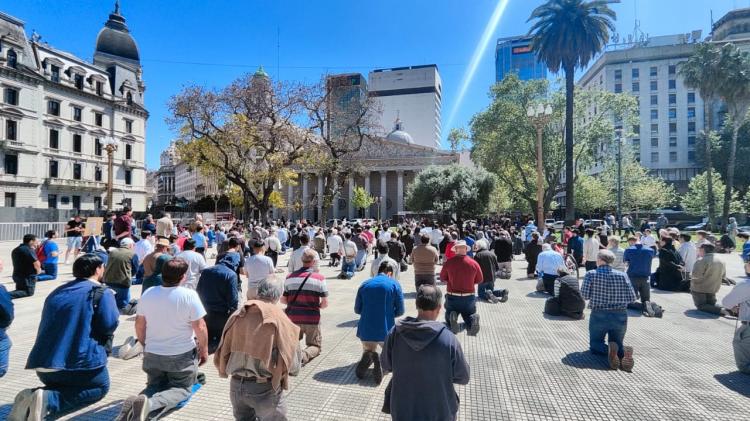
[131,394,150,421]
[498,290,510,303]
[371,351,383,385]
[355,352,372,379]
[448,311,459,334]
[467,314,480,336]
[120,339,144,360]
[621,346,635,372]
[643,301,655,317]
[8,388,35,421]
[607,342,620,370]
[114,396,135,421]
[27,389,46,421]
[484,290,499,304]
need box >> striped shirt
[284,268,328,325]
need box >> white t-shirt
[176,250,208,289]
[134,239,154,264]
[137,286,206,356]
[430,229,443,247]
[641,234,656,248]
[327,235,342,255]
[288,245,319,272]
[244,254,275,288]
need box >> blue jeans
[0,334,10,377]
[340,260,355,279]
[9,275,36,299]
[133,264,144,285]
[589,309,627,358]
[36,366,109,416]
[107,285,131,309]
[444,295,477,329]
[355,249,367,271]
[37,262,58,281]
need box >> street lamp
[527,103,553,229]
[615,128,624,233]
[101,136,119,211]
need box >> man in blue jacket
[9,254,119,420]
[623,236,656,314]
[381,284,470,421]
[354,260,404,384]
[196,252,240,353]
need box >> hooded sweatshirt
[196,253,240,314]
[381,317,470,421]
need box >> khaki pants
[297,324,322,363]
[361,341,383,352]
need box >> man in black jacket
[387,232,406,270]
[493,231,514,278]
[474,240,509,303]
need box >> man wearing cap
[103,238,140,314]
[440,240,483,335]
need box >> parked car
[685,218,709,231]
[584,219,604,229]
[738,226,750,234]
[545,219,564,230]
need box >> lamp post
[615,128,623,232]
[101,136,119,211]
[527,103,553,229]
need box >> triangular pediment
[351,136,452,160]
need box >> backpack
[36,240,48,264]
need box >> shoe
[27,389,46,421]
[355,352,372,379]
[448,311,459,334]
[643,301,655,317]
[131,394,150,421]
[120,339,144,360]
[484,290,499,304]
[114,396,135,421]
[8,388,35,421]
[620,346,635,372]
[467,314,480,336]
[498,290,510,303]
[607,342,620,370]
[371,351,383,385]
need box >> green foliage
[682,170,744,216]
[405,164,495,218]
[350,186,374,212]
[574,173,608,214]
[447,127,470,151]
[597,148,676,212]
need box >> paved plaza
[0,240,749,420]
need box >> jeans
[340,259,355,279]
[0,334,10,377]
[297,324,322,363]
[10,274,36,299]
[143,349,198,414]
[133,264,144,285]
[37,263,58,281]
[589,309,627,359]
[691,292,723,315]
[205,311,231,354]
[629,276,651,303]
[36,366,109,416]
[355,249,367,271]
[444,295,477,329]
[733,324,750,374]
[230,377,287,421]
[107,285,131,309]
[542,274,558,295]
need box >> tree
[528,0,617,223]
[447,127,470,152]
[682,170,744,217]
[169,71,314,220]
[350,186,374,217]
[405,164,495,218]
[574,174,608,215]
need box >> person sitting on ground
[524,232,542,279]
[690,243,730,317]
[371,240,400,281]
[214,275,302,420]
[718,233,737,254]
[381,284,469,421]
[544,266,585,320]
[354,260,405,384]
[102,237,140,314]
[36,230,60,282]
[440,240,483,335]
[536,243,565,295]
[116,258,209,421]
[721,258,750,374]
[474,239,510,303]
[10,255,118,420]
[197,252,241,354]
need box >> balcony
[44,178,106,191]
[0,139,26,151]
[122,159,136,168]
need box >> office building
[368,65,442,149]
[495,36,547,82]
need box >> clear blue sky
[5,0,746,169]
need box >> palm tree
[717,44,750,228]
[680,43,723,230]
[527,0,617,224]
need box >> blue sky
[5,0,746,169]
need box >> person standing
[102,238,139,314]
[581,250,637,372]
[10,234,42,299]
[381,285,469,421]
[583,229,601,272]
[63,215,84,264]
[244,239,276,300]
[282,249,328,365]
[690,243,729,316]
[36,230,60,282]
[197,253,240,353]
[116,259,209,421]
[176,239,208,290]
[354,260,404,384]
[411,234,439,290]
[9,255,118,420]
[474,240,510,303]
[440,241,483,335]
[721,259,750,374]
[623,237,655,313]
[156,213,174,238]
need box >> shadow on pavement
[525,291,548,299]
[542,313,582,321]
[561,351,610,371]
[683,309,720,319]
[714,372,750,397]
[312,363,379,387]
[336,319,359,328]
[54,399,124,420]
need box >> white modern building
[173,160,219,203]
[0,4,148,211]
[368,65,442,149]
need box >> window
[49,160,58,178]
[4,192,15,207]
[61,196,69,205]
[614,83,622,93]
[6,120,17,141]
[650,109,658,120]
[633,125,640,135]
[94,197,101,209]
[669,109,677,119]
[632,138,640,148]
[650,80,657,91]
[124,169,132,185]
[650,66,658,77]
[688,122,696,133]
[687,107,696,118]
[651,123,658,134]
[125,143,132,160]
[73,106,82,122]
[7,50,17,68]
[632,68,639,79]
[4,87,18,105]
[95,166,102,181]
[94,138,102,156]
[651,138,659,147]
[73,163,82,180]
[669,137,677,147]
[688,92,695,103]
[650,95,658,106]
[74,74,84,90]
[651,152,659,163]
[669,122,677,133]
[669,64,676,75]
[614,69,622,80]
[72,195,81,210]
[4,154,18,175]
[670,151,678,162]
[632,82,640,92]
[668,79,676,89]
[125,119,133,134]
[95,113,103,127]
[50,65,60,82]
[96,81,103,96]
[47,100,60,116]
[48,194,57,209]
[669,94,676,105]
[126,92,133,105]
[688,150,696,162]
[688,136,696,146]
[73,134,82,153]
[49,129,59,149]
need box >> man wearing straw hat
[439,240,483,336]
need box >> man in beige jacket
[691,243,729,316]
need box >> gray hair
[542,243,552,251]
[475,239,488,251]
[597,249,615,265]
[256,275,283,303]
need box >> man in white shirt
[678,233,698,275]
[288,234,320,273]
[429,226,443,251]
[371,240,400,281]
[641,229,657,250]
[176,239,208,290]
[117,258,208,421]
[339,232,358,279]
[583,229,601,272]
[134,230,154,265]
[244,239,276,300]
[327,229,343,267]
[264,229,282,267]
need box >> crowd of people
[0,210,749,420]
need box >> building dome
[94,1,140,62]
[386,118,414,144]
[253,65,270,79]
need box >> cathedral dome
[94,1,140,62]
[386,118,414,144]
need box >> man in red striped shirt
[282,249,328,365]
[440,240,483,336]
